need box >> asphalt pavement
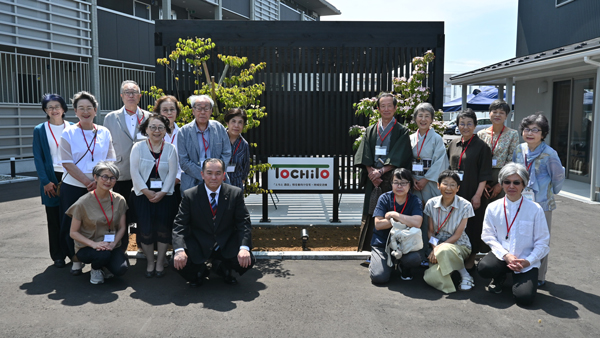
[1,179,600,337]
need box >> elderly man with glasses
[478,162,550,306]
[177,95,231,194]
[103,80,150,251]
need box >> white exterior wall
[514,77,554,144]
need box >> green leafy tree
[144,37,271,195]
[349,50,445,150]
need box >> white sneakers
[90,269,105,284]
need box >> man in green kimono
[354,93,413,256]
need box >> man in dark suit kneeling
[172,158,254,287]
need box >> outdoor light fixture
[301,229,309,251]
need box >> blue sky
[321,0,518,75]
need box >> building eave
[293,0,341,16]
[449,37,600,85]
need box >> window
[133,1,150,20]
[556,0,575,7]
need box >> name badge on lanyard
[150,178,163,189]
[86,160,98,172]
[456,170,464,181]
[227,164,236,173]
[501,239,510,251]
[429,237,439,246]
[412,160,424,173]
[522,188,535,201]
[492,159,497,166]
[375,146,387,156]
[104,232,115,242]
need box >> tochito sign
[268,157,333,190]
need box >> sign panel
[268,157,333,190]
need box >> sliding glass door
[551,78,595,183]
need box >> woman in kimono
[447,108,492,271]
[409,102,448,264]
[354,93,413,261]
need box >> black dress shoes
[224,275,238,285]
[70,264,84,276]
[145,270,155,278]
[54,259,66,268]
[155,270,166,278]
[223,269,238,285]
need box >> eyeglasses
[76,106,95,112]
[99,175,117,182]
[46,106,62,111]
[193,105,212,112]
[440,182,458,189]
[523,127,541,134]
[502,180,522,186]
[459,123,474,128]
[148,125,166,132]
[392,181,410,187]
[122,91,140,97]
[161,108,177,114]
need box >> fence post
[260,156,270,223]
[330,155,341,223]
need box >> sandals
[459,275,475,291]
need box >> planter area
[127,226,360,252]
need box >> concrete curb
[252,222,361,228]
[127,250,370,260]
[0,175,37,185]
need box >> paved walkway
[2,177,600,336]
[246,192,363,226]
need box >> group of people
[355,93,564,306]
[33,83,565,305]
[33,80,252,287]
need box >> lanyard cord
[416,129,429,160]
[503,197,524,239]
[436,207,454,236]
[457,135,474,169]
[93,190,114,232]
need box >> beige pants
[539,211,552,281]
[423,243,471,294]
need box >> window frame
[133,0,151,20]
[556,0,576,8]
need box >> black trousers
[76,247,129,275]
[45,205,64,261]
[478,252,538,306]
[174,248,256,283]
[112,179,134,252]
[44,171,64,261]
[59,183,88,260]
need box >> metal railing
[0,51,90,104]
[99,64,156,112]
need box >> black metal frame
[154,20,445,222]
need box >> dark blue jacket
[32,121,74,207]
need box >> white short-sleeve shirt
[60,124,116,187]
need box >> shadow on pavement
[19,264,128,306]
[128,260,267,311]
[468,276,599,317]
[384,268,444,301]
[254,260,294,279]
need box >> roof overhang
[293,0,341,16]
[449,38,600,86]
